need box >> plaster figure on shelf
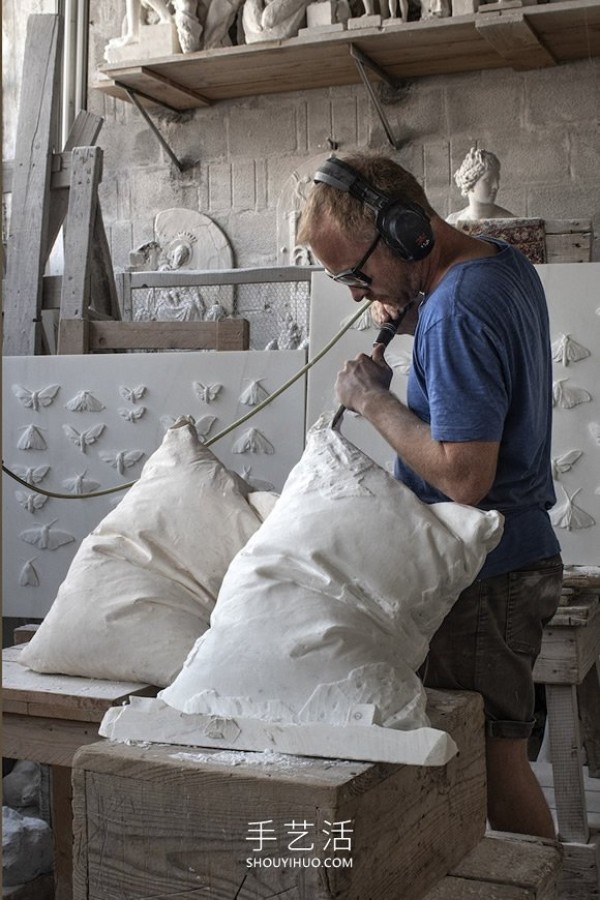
[364,0,408,18]
[446,148,515,224]
[242,0,312,43]
[105,0,174,54]
[419,0,451,17]
[173,0,204,52]
[202,0,245,48]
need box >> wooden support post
[578,659,600,778]
[3,15,62,356]
[58,147,103,355]
[52,765,74,900]
[45,111,104,265]
[546,683,589,844]
[89,205,122,321]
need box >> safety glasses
[323,234,380,288]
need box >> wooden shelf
[93,0,600,110]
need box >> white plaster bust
[447,147,515,224]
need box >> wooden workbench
[72,690,487,900]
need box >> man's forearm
[358,389,497,505]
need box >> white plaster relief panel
[3,350,306,617]
[537,263,600,563]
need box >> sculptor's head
[454,148,501,199]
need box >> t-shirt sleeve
[418,312,509,443]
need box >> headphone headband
[314,157,389,213]
[313,156,434,262]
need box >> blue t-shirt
[394,239,560,579]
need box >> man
[297,152,562,839]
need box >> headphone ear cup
[376,202,434,261]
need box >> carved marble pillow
[160,417,504,729]
[19,419,264,686]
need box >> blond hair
[297,153,436,246]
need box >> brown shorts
[422,555,563,739]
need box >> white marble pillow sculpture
[19,419,263,686]
[160,417,504,730]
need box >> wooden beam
[45,111,104,263]
[476,11,557,70]
[3,15,62,356]
[58,147,103,354]
[57,318,90,355]
[89,319,250,351]
[4,151,76,194]
[112,65,212,109]
[90,205,122,321]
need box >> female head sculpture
[447,147,515,224]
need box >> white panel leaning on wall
[307,265,600,566]
[3,349,307,618]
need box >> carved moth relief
[551,333,591,367]
[12,384,60,411]
[17,425,47,451]
[550,485,596,531]
[232,428,275,454]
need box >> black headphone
[313,156,434,261]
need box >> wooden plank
[128,265,315,288]
[45,111,104,264]
[476,11,557,70]
[551,595,600,627]
[89,204,121,321]
[3,698,30,715]
[52,765,74,900]
[578,660,600,778]
[546,232,592,264]
[560,833,600,900]
[546,684,589,843]
[533,618,600,685]
[544,219,593,234]
[3,150,93,194]
[2,647,157,720]
[2,713,103,767]
[72,764,89,900]
[57,318,90,355]
[59,146,103,321]
[532,761,600,817]
[3,14,62,355]
[115,66,212,108]
[88,319,250,351]
[449,831,562,898]
[424,877,536,898]
[13,623,41,644]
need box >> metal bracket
[350,45,401,150]
[115,82,185,172]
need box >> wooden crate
[72,689,485,900]
[424,831,563,900]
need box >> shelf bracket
[117,83,185,172]
[350,45,401,150]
